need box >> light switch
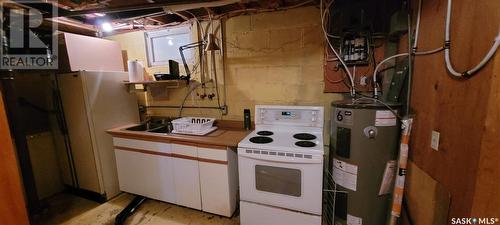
[431,130,440,151]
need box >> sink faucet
[142,114,152,124]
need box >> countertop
[106,123,252,148]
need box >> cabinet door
[198,146,237,217]
[172,144,201,210]
[113,138,175,203]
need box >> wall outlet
[221,105,228,115]
[431,130,440,151]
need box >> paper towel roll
[127,60,144,82]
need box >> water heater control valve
[364,126,378,139]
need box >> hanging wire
[320,0,356,96]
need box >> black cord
[371,45,377,71]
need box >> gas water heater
[329,100,400,225]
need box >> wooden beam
[58,0,218,17]
[41,19,96,36]
[237,2,247,9]
[147,14,184,25]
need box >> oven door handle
[238,153,322,164]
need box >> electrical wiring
[353,97,403,121]
[414,0,499,76]
[321,4,381,93]
[324,55,344,83]
[175,11,225,117]
[325,73,346,84]
[325,47,376,92]
[406,3,413,115]
[183,10,205,36]
[413,0,421,51]
[413,47,444,55]
[444,0,500,78]
[325,65,351,84]
[211,0,315,20]
[372,53,409,99]
[178,82,204,117]
[205,9,224,117]
[352,65,356,86]
[320,0,356,97]
[327,78,346,84]
[412,0,445,56]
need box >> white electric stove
[238,105,324,225]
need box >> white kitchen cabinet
[171,143,202,210]
[113,138,175,203]
[198,146,238,217]
[112,138,238,217]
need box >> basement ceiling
[10,0,315,35]
[8,0,402,36]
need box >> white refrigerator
[57,70,139,200]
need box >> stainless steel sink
[125,123,163,131]
[124,116,175,133]
[147,126,172,134]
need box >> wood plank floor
[32,193,100,225]
[35,193,240,225]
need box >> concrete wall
[108,6,342,134]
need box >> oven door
[238,149,323,215]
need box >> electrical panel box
[340,34,370,65]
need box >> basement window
[144,25,193,67]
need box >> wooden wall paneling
[471,52,500,216]
[408,0,499,220]
[0,83,30,225]
[402,162,451,225]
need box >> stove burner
[257,131,274,136]
[293,133,317,140]
[295,141,316,148]
[250,136,273,144]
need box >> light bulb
[101,22,113,32]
